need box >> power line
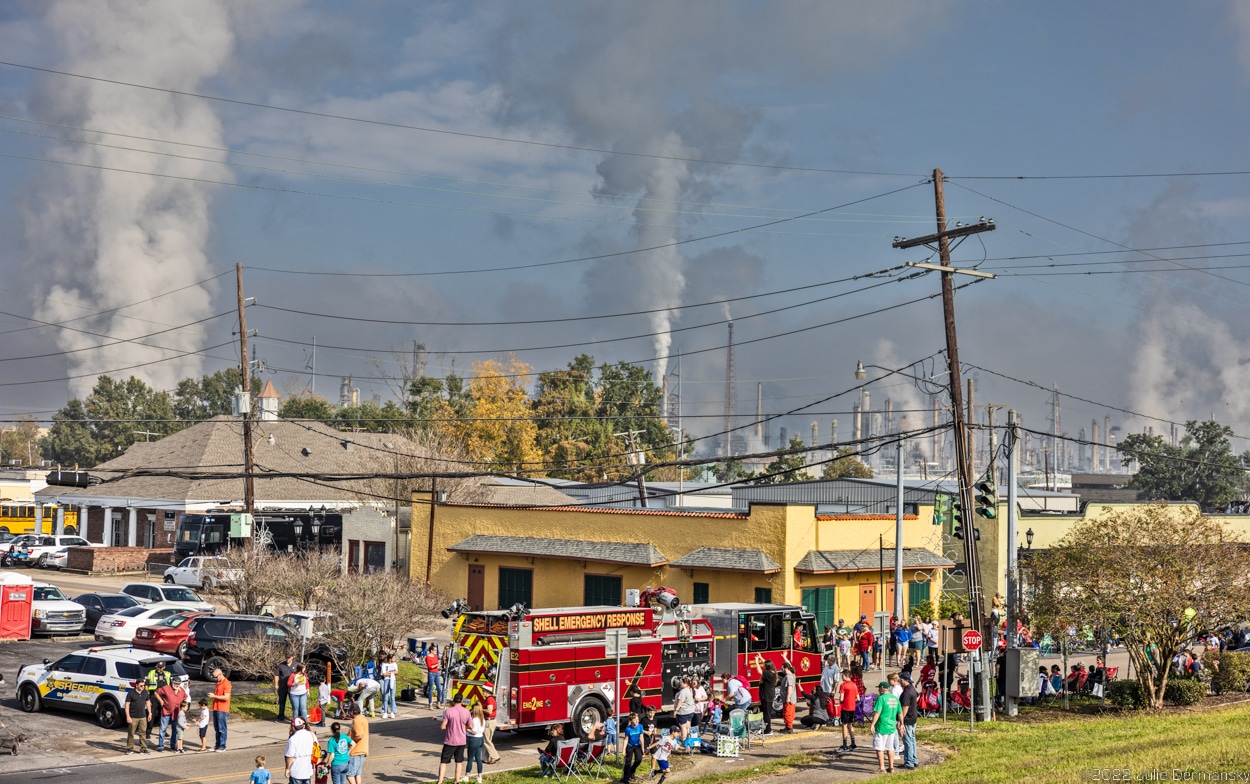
[0,339,237,387]
[0,60,925,178]
[0,311,234,363]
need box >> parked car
[94,603,187,644]
[10,535,94,568]
[73,592,141,632]
[0,535,41,567]
[16,645,185,728]
[132,611,210,658]
[31,583,86,636]
[120,582,215,613]
[164,555,241,589]
[184,614,341,681]
[44,547,71,569]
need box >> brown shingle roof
[448,535,667,566]
[794,548,954,574]
[670,547,781,573]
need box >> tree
[1027,503,1250,709]
[279,394,337,422]
[1121,419,1243,511]
[454,356,542,474]
[317,572,448,674]
[751,436,812,484]
[41,375,179,467]
[334,400,409,433]
[711,459,750,483]
[266,549,342,611]
[0,417,45,467]
[215,547,283,615]
[820,447,874,479]
[173,368,242,422]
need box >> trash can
[0,572,33,641]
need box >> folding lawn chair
[554,738,583,782]
[577,740,607,779]
[746,710,767,748]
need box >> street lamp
[1026,528,1034,549]
[856,360,904,624]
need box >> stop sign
[962,629,983,651]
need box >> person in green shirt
[870,680,901,773]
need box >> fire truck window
[745,616,768,652]
[767,613,785,650]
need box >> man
[819,655,841,726]
[275,653,295,723]
[284,717,316,784]
[347,701,369,784]
[836,670,859,752]
[870,680,901,773]
[210,667,231,752]
[349,674,381,717]
[145,660,170,742]
[124,680,151,755]
[897,672,919,769]
[155,675,182,752]
[481,682,501,764]
[436,694,471,784]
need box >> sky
[3,0,1250,468]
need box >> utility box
[1005,647,1040,698]
[230,513,253,538]
[0,572,34,641]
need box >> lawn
[229,660,423,721]
[477,752,818,784]
[905,701,1250,783]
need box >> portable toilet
[0,571,34,641]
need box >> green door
[801,587,835,634]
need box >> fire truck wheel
[573,696,610,738]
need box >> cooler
[0,571,33,640]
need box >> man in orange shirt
[210,668,231,751]
[347,701,369,784]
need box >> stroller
[916,679,942,718]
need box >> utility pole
[1005,408,1020,717]
[236,263,255,520]
[893,168,996,722]
[616,429,649,508]
[894,436,905,622]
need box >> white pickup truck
[163,555,241,589]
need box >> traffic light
[950,495,963,534]
[932,491,949,527]
[975,473,998,519]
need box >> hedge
[1210,651,1250,695]
[1106,679,1147,709]
[1164,675,1207,706]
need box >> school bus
[0,502,80,535]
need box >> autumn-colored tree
[821,447,874,479]
[1027,503,1250,709]
[456,356,542,474]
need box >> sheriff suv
[16,645,185,728]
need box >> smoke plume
[25,1,235,397]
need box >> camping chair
[577,740,607,779]
[1039,634,1055,656]
[554,739,582,783]
[1105,666,1119,683]
[746,710,767,748]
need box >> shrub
[1210,651,1250,695]
[1106,679,1146,709]
[1164,676,1207,706]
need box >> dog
[0,733,28,756]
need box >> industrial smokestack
[831,419,838,446]
[755,383,763,443]
[1092,419,1100,473]
[723,321,735,457]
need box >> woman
[326,721,354,784]
[288,662,310,723]
[466,702,486,784]
[538,723,563,778]
[379,652,399,719]
[781,661,797,733]
[758,660,777,735]
[627,682,645,719]
[673,677,696,742]
[692,678,709,733]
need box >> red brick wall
[65,546,173,573]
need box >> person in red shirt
[836,670,860,752]
[425,644,443,710]
[858,628,875,671]
[481,684,500,764]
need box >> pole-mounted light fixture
[854,360,867,380]
[1026,528,1034,549]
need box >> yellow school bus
[0,502,80,535]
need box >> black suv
[183,614,341,681]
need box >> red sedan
[132,611,210,658]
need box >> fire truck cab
[695,603,824,700]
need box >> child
[196,697,210,753]
[604,715,619,755]
[250,755,271,784]
[175,700,190,754]
[642,706,657,752]
[838,635,853,671]
[538,723,563,778]
[648,732,677,784]
[707,699,723,735]
[314,675,331,727]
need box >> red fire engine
[444,589,822,735]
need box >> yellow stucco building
[409,493,953,629]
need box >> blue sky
[2,1,1250,465]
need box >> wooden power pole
[236,263,255,519]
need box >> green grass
[230,685,281,722]
[904,702,1250,783]
[475,752,816,784]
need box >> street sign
[962,629,983,651]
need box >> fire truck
[443,588,823,735]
